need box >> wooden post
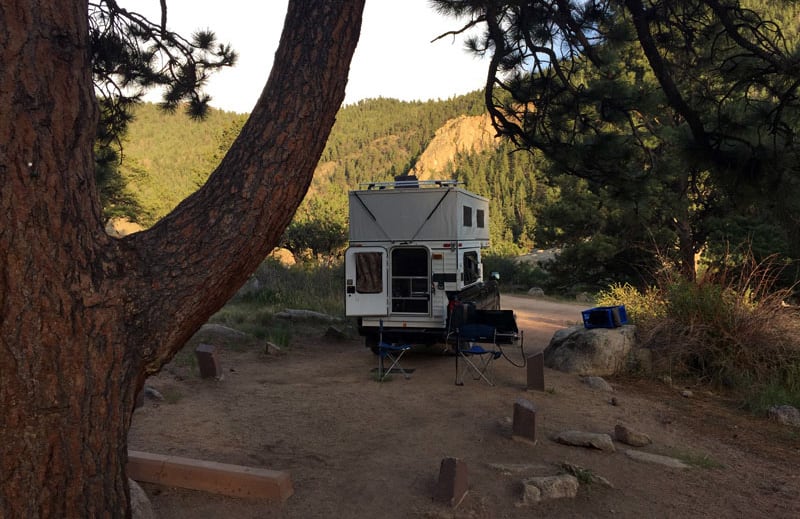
[512,398,538,446]
[127,450,293,501]
[526,352,545,391]
[434,457,469,507]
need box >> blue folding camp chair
[376,320,413,381]
[454,323,502,386]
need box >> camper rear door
[345,247,388,316]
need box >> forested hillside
[117,0,800,294]
[119,92,546,257]
[120,106,247,222]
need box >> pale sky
[135,0,488,113]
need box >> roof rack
[359,179,461,190]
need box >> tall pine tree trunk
[0,1,364,516]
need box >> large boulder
[527,287,545,298]
[543,325,638,376]
[105,217,143,237]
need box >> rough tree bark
[0,0,365,516]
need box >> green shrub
[635,255,800,407]
[267,324,293,349]
[599,254,800,411]
[209,258,344,340]
[242,258,344,316]
[483,254,550,291]
[743,375,800,415]
[595,282,664,323]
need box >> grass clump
[559,462,597,484]
[209,257,344,340]
[596,282,664,323]
[266,324,293,349]
[171,347,198,375]
[241,258,344,316]
[670,449,725,469]
[483,253,550,291]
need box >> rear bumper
[358,321,448,346]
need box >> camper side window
[463,206,473,227]
[355,252,382,293]
[463,251,480,285]
[477,209,485,228]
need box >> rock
[581,376,614,392]
[614,424,652,447]
[497,416,513,429]
[768,405,800,427]
[575,292,593,304]
[408,114,497,180]
[543,325,638,376]
[519,475,579,505]
[129,479,155,519]
[324,326,347,341]
[143,386,164,401]
[554,430,616,452]
[527,287,545,297]
[681,389,693,398]
[275,309,339,322]
[265,341,283,355]
[105,217,143,237]
[269,247,296,266]
[624,450,690,469]
[188,324,251,348]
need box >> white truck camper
[345,176,503,349]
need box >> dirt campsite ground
[128,295,800,518]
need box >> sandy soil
[128,296,800,518]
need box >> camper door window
[355,252,382,293]
[390,247,430,314]
[464,251,480,285]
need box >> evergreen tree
[0,0,364,514]
[433,0,800,281]
[90,0,237,222]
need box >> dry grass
[598,254,800,411]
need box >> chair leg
[463,355,494,386]
[378,346,411,381]
[456,349,498,386]
[383,352,410,380]
[455,348,463,386]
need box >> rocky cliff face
[409,114,498,180]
